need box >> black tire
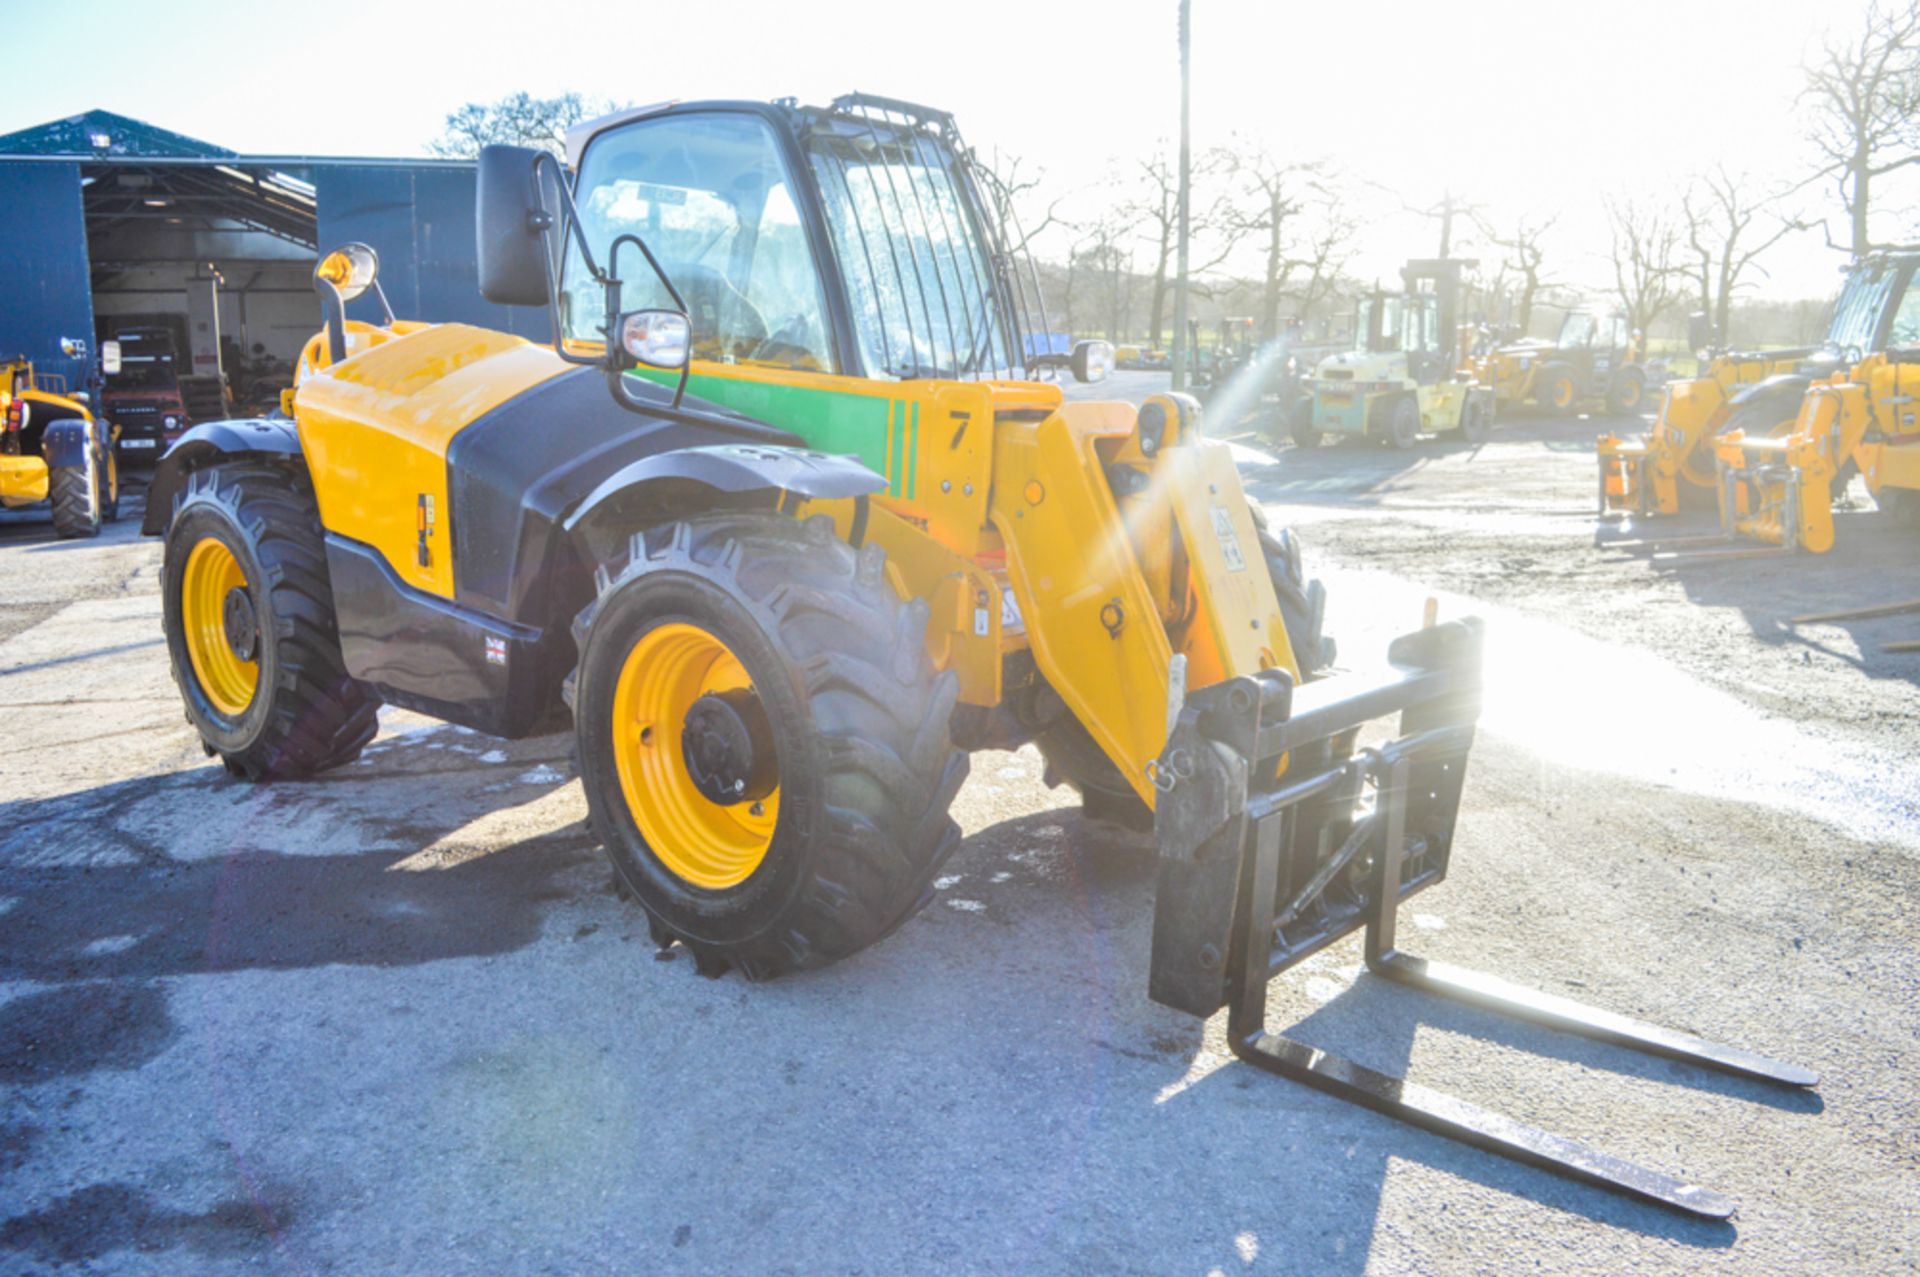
[161,463,380,780]
[1289,396,1322,448]
[1382,396,1421,449]
[1538,366,1578,417]
[1605,367,1646,416]
[48,464,100,538]
[1871,485,1920,526]
[100,440,120,523]
[571,511,968,981]
[1458,395,1491,444]
[1036,501,1335,825]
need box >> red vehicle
[101,326,193,463]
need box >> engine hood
[1313,350,1407,381]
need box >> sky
[1,0,1886,304]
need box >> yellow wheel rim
[611,622,779,890]
[181,536,259,717]
[1554,380,1573,407]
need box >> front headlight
[163,415,179,429]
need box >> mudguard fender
[41,416,99,470]
[142,417,305,535]
[563,443,887,555]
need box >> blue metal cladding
[0,162,95,385]
[313,165,547,339]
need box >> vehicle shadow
[1593,493,1920,688]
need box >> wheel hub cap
[681,688,776,805]
[222,587,259,661]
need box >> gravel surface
[2,383,1915,1275]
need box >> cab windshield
[805,124,1014,380]
[1557,313,1598,349]
[1829,259,1920,354]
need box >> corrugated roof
[0,109,233,159]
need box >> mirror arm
[319,278,348,365]
[607,234,690,409]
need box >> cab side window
[563,112,834,372]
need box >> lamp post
[1170,0,1192,393]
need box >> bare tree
[427,92,621,158]
[1803,0,1920,258]
[1481,214,1558,334]
[1406,189,1483,259]
[1126,146,1247,348]
[976,150,1068,258]
[1233,151,1334,341]
[1605,196,1684,335]
[1281,197,1358,331]
[1681,168,1808,344]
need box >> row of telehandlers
[1203,248,1920,554]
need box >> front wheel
[571,512,968,980]
[1539,367,1578,417]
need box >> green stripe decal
[630,368,894,481]
[888,399,902,494]
[907,401,920,499]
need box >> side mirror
[477,144,561,306]
[315,244,380,301]
[100,341,121,376]
[618,310,691,370]
[1070,339,1114,384]
[72,390,90,404]
[1687,311,1713,355]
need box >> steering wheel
[671,264,769,356]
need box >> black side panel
[444,367,795,625]
[326,533,566,739]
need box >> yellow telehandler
[1,347,120,537]
[1597,253,1919,521]
[143,94,1811,1214]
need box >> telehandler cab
[146,94,1812,1215]
[1597,253,1920,522]
[1474,309,1650,418]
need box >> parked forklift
[0,344,121,537]
[1294,259,1492,448]
[143,94,1812,1215]
[1474,309,1650,417]
[1598,252,1920,522]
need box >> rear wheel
[1459,395,1491,444]
[1539,366,1578,416]
[1289,397,1323,448]
[571,512,967,980]
[161,463,379,779]
[1871,485,1920,526]
[48,464,99,538]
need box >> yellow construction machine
[1598,253,1919,522]
[0,345,120,537]
[143,93,1813,1214]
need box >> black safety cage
[792,94,1053,383]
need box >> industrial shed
[0,109,542,404]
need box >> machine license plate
[121,439,156,449]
